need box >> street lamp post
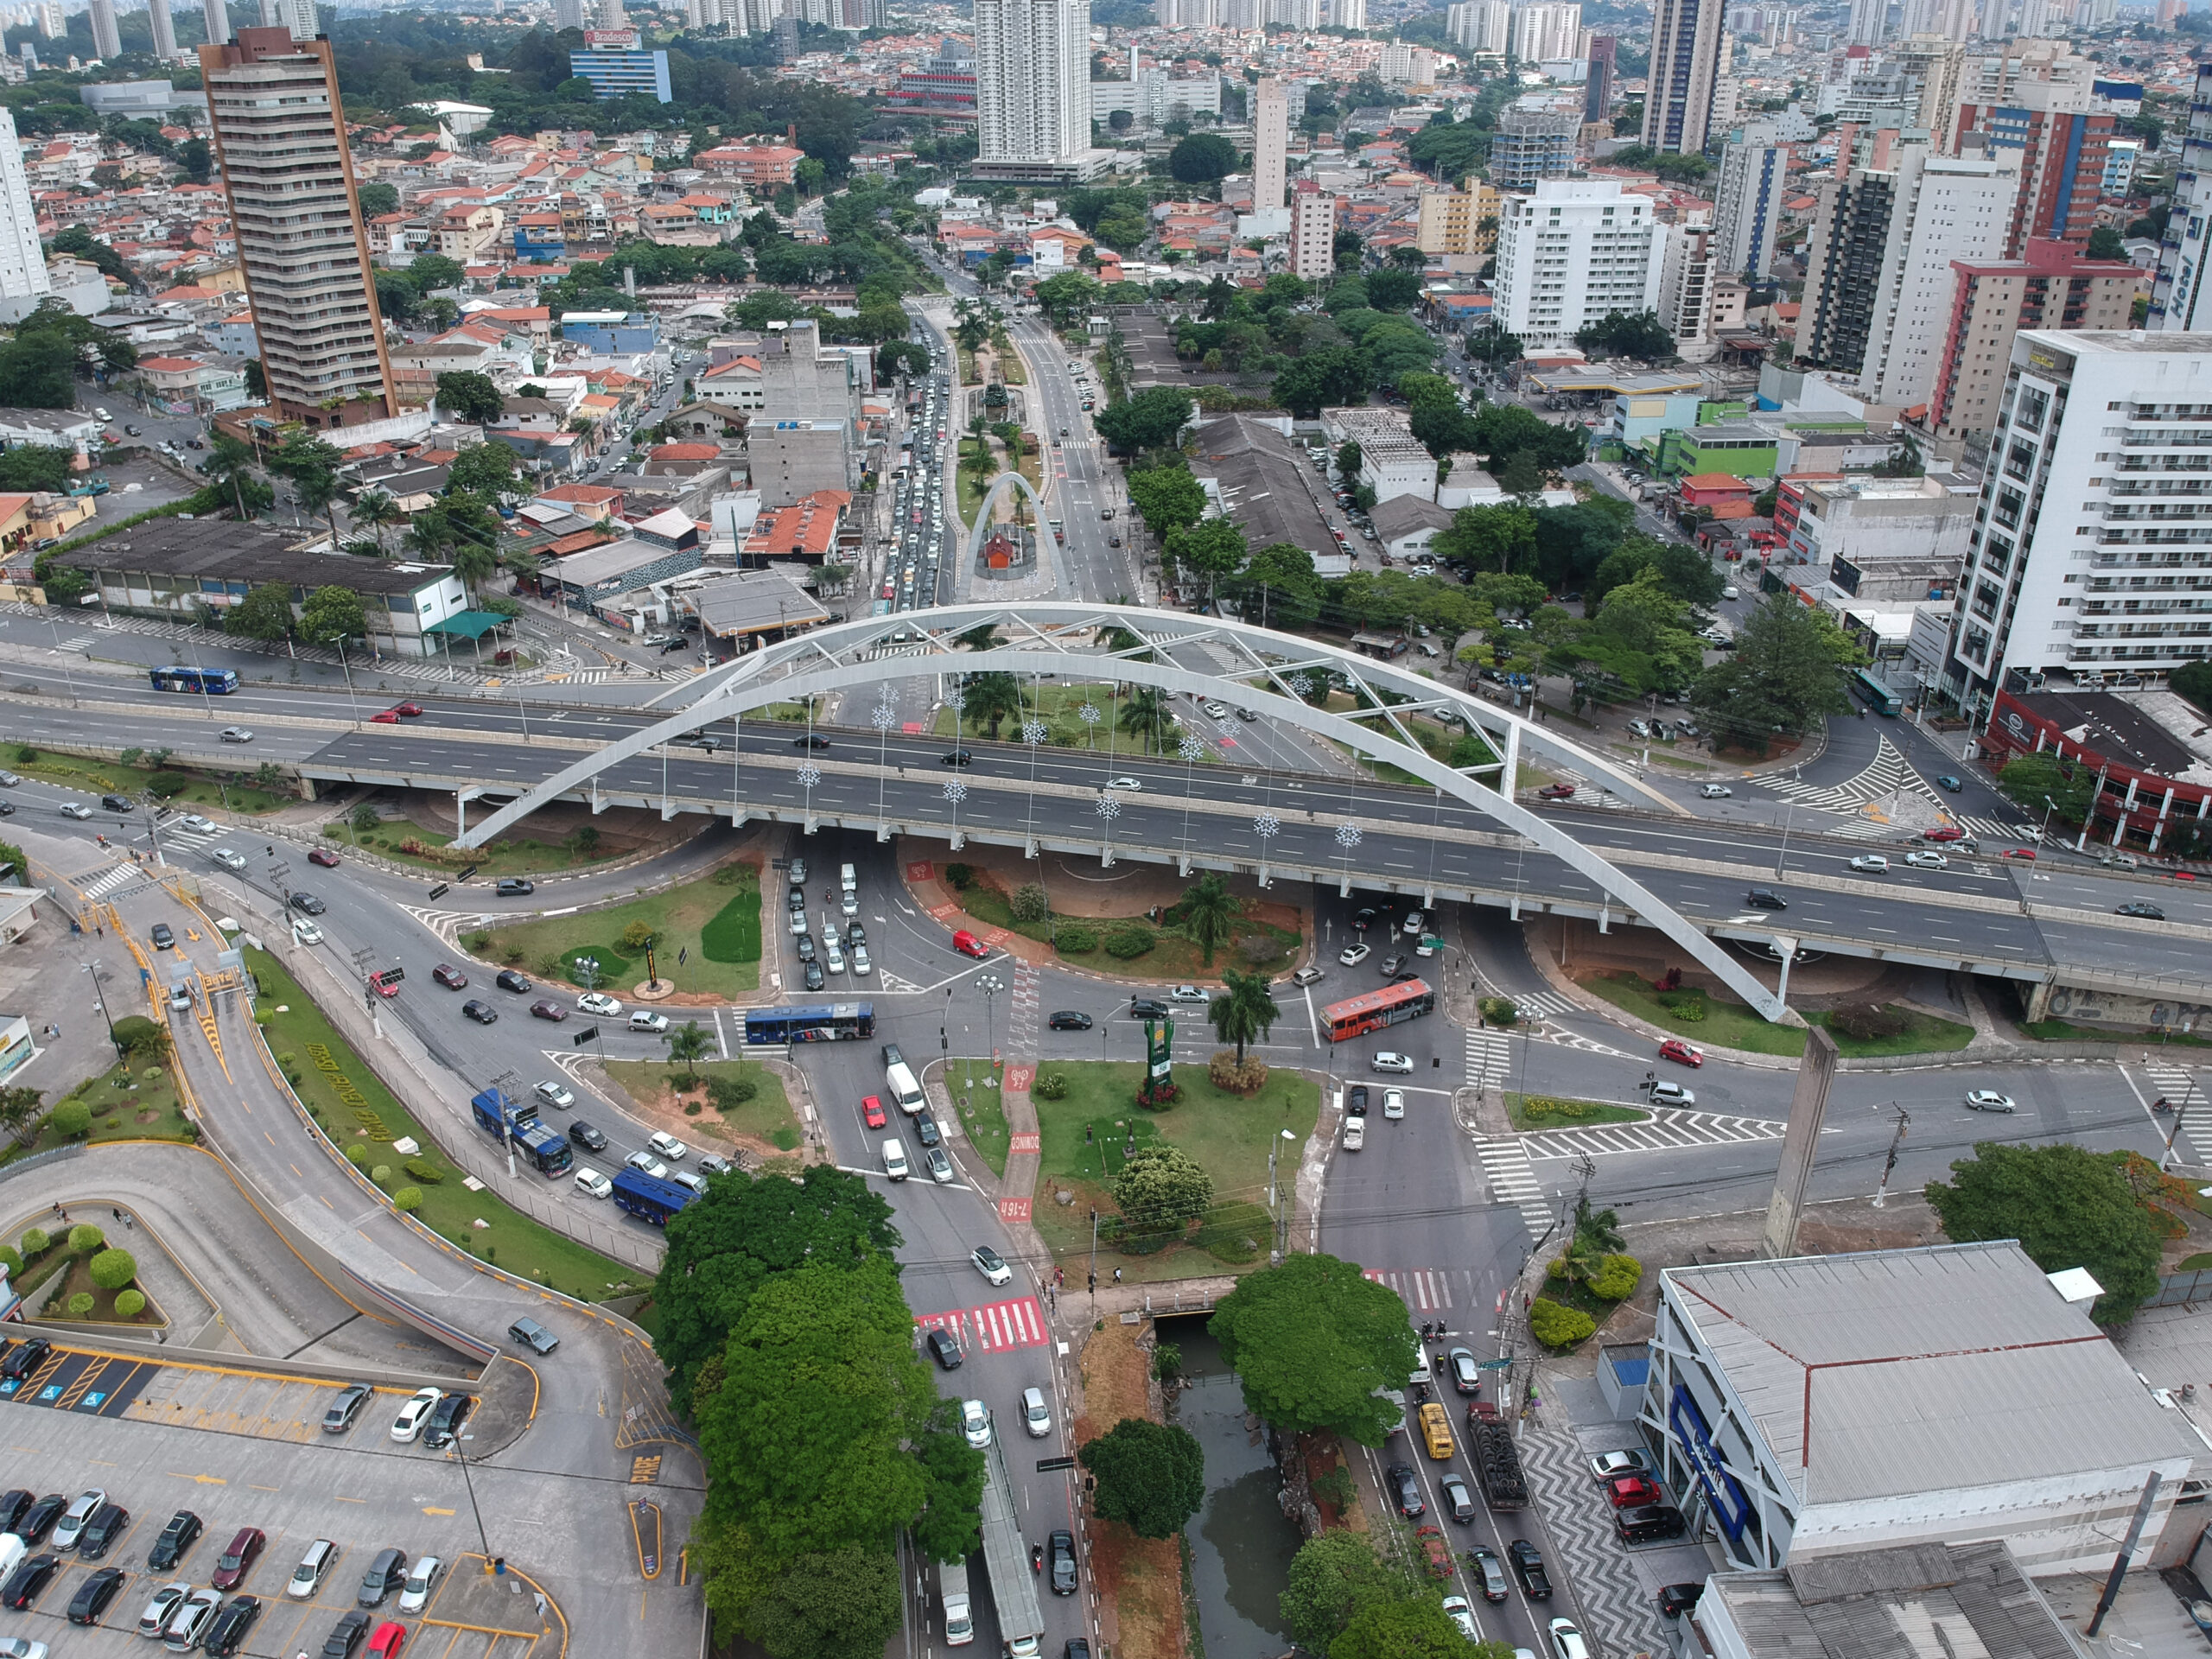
[975,973,1004,1076]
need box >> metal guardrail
[2148,1269,2212,1309]
[0,1144,86,1184]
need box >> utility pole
[490,1067,521,1179]
[1871,1103,1909,1207]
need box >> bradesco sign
[1669,1383,1755,1543]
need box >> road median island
[1576,969,1974,1059]
[458,859,763,1001]
[243,946,641,1301]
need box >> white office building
[974,0,1103,181]
[1856,150,2017,409]
[1491,178,1665,351]
[1944,330,2212,722]
[1713,123,1790,280]
[0,108,50,326]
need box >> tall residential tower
[972,0,1099,181]
[1643,0,1725,153]
[0,107,51,323]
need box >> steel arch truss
[476,602,1788,1021]
[961,470,1051,567]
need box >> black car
[914,1110,941,1149]
[148,1508,203,1570]
[206,1593,263,1656]
[941,750,974,766]
[569,1120,608,1153]
[1,1552,59,1609]
[496,878,535,896]
[78,1501,129,1559]
[321,1610,373,1657]
[1346,1085,1369,1116]
[1616,1503,1687,1541]
[1745,887,1787,911]
[2118,900,2167,920]
[322,1383,372,1433]
[101,793,134,812]
[1509,1539,1552,1599]
[792,734,831,749]
[1439,1473,1476,1523]
[1048,1529,1077,1595]
[424,1391,474,1449]
[1067,1642,1090,1659]
[926,1328,963,1370]
[0,1338,53,1382]
[289,891,327,915]
[358,1548,408,1607]
[0,1490,32,1535]
[462,1000,498,1025]
[65,1563,125,1625]
[1657,1583,1705,1618]
[804,960,826,991]
[1352,907,1376,931]
[150,922,175,950]
[495,969,532,993]
[1047,1011,1093,1031]
[1128,997,1168,1020]
[1466,1546,1509,1604]
[1386,1464,1423,1518]
[15,1491,64,1544]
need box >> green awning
[424,610,512,639]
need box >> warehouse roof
[1707,1540,2077,1659]
[80,517,453,594]
[1665,1242,2199,1505]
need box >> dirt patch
[1075,1319,1185,1659]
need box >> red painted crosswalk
[914,1296,1051,1353]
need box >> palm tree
[450,538,497,601]
[351,488,401,555]
[1179,871,1238,968]
[961,671,1024,740]
[1118,687,1176,755]
[664,1020,711,1079]
[205,431,257,519]
[952,624,1001,652]
[404,510,453,563]
[290,465,341,549]
[1207,968,1279,1064]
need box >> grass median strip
[1505,1093,1649,1132]
[245,948,642,1300]
[465,863,762,999]
[1579,971,1974,1058]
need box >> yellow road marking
[422,1506,456,1516]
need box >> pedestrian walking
[1113,1267,1122,1284]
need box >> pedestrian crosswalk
[1471,1135,1553,1239]
[76,864,146,902]
[1362,1267,1462,1313]
[1762,734,1928,813]
[1510,989,1577,1021]
[1007,961,1041,1059]
[1804,810,2034,845]
[49,634,96,653]
[1519,1107,1789,1160]
[915,1296,1050,1353]
[1465,1027,1510,1091]
[2142,1063,2212,1165]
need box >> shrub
[12,747,31,763]
[392,1186,423,1212]
[1104,923,1157,960]
[48,1100,92,1139]
[1529,1297,1597,1350]
[345,1143,372,1168]
[67,1293,93,1319]
[1053,923,1098,954]
[1033,1072,1069,1100]
[113,1289,146,1319]
[145,771,190,798]
[1662,995,1707,1022]
[535,955,563,981]
[1312,1465,1356,1510]
[67,1223,103,1255]
[1207,1052,1269,1094]
[404,1157,445,1185]
[19,1229,48,1258]
[1136,1077,1179,1109]
[462,931,492,951]
[1154,1341,1182,1380]
[621,919,658,950]
[1587,1253,1643,1302]
[502,944,526,964]
[323,823,346,838]
[139,1065,162,1083]
[684,1102,702,1116]
[89,1248,136,1290]
[944,862,977,890]
[1828,1002,1906,1040]
[371,1165,392,1185]
[1009,882,1049,923]
[705,1074,758,1112]
[1478,997,1518,1027]
[0,1247,18,1278]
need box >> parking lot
[0,1345,572,1657]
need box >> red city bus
[1321,979,1437,1043]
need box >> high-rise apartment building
[147,0,176,57]
[1489,107,1578,188]
[1713,121,1789,279]
[1658,215,1721,359]
[1942,332,2212,721]
[1846,0,1885,45]
[569,37,673,99]
[87,0,119,55]
[1492,178,1665,349]
[1290,184,1336,280]
[200,0,228,42]
[1508,1,1580,62]
[258,0,317,40]
[201,27,397,427]
[552,0,588,27]
[1951,69,2110,257]
[1253,76,1286,213]
[2151,65,2212,332]
[35,3,61,38]
[973,0,1096,181]
[1377,41,1436,85]
[1445,0,1507,55]
[1584,35,1613,123]
[1643,0,1726,154]
[1928,238,2136,446]
[0,107,51,324]
[1414,181,1501,256]
[1331,0,1365,26]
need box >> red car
[210,1525,264,1590]
[308,847,340,868]
[861,1095,887,1129]
[390,702,423,718]
[370,969,402,999]
[367,1623,407,1658]
[1658,1039,1703,1067]
[369,709,400,724]
[529,1001,569,1022]
[2000,848,2037,861]
[1920,825,1966,842]
[432,964,467,990]
[951,929,989,959]
[1537,783,1577,800]
[1605,1476,1663,1509]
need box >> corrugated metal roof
[1713,1541,2078,1659]
[1669,1243,2199,1503]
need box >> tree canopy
[1209,1253,1418,1443]
[1079,1417,1206,1539]
[1168,132,1239,181]
[1925,1142,2165,1324]
[1688,592,1860,749]
[1095,386,1194,453]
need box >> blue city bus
[1850,669,1903,717]
[745,1003,876,1045]
[612,1166,694,1226]
[150,665,240,695]
[511,1120,573,1178]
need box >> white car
[574,1168,613,1199]
[791,906,808,935]
[1550,1622,1590,1659]
[824,939,846,974]
[138,1583,190,1640]
[1699,783,1732,798]
[1965,1090,2016,1114]
[1339,942,1372,967]
[1371,1052,1414,1075]
[391,1385,443,1443]
[175,813,217,835]
[52,1488,105,1549]
[1343,1116,1364,1150]
[789,857,808,884]
[626,1152,669,1179]
[1202,701,1230,719]
[210,846,247,871]
[577,991,623,1016]
[1849,855,1890,874]
[961,1398,992,1448]
[971,1245,1014,1287]
[841,890,858,917]
[1721,584,1741,601]
[534,1079,575,1110]
[1646,1080,1694,1106]
[648,1131,688,1161]
[1588,1449,1650,1480]
[852,944,873,976]
[1103,776,1141,791]
[1443,1596,1478,1639]
[1382,1088,1405,1120]
[1904,850,1948,869]
[58,802,92,819]
[1402,911,1427,937]
[399,1555,443,1613]
[292,918,324,946]
[1167,984,1208,1004]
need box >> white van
[840,862,858,895]
[941,1559,973,1646]
[885,1060,926,1116]
[882,1139,910,1181]
[0,1533,24,1582]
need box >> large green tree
[912,1411,986,1564]
[1333,1599,1506,1659]
[959,671,1025,740]
[1433,504,1537,575]
[447,439,520,498]
[1095,386,1195,453]
[224,582,296,642]
[737,1544,903,1659]
[1925,1142,2164,1324]
[1281,1533,1422,1655]
[1209,1253,1418,1443]
[652,1163,899,1416]
[1127,465,1209,537]
[1590,532,1723,608]
[1079,1417,1206,1539]
[1114,1144,1215,1235]
[1688,591,1859,748]
[299,586,367,647]
[1208,968,1280,1063]
[1228,542,1325,629]
[1178,871,1239,966]
[1993,751,2099,826]
[0,446,70,493]
[1168,132,1238,181]
[1272,348,1371,417]
[1165,516,1248,602]
[436,370,505,427]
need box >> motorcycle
[2156,1097,2174,1115]
[1031,1543,1044,1575]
